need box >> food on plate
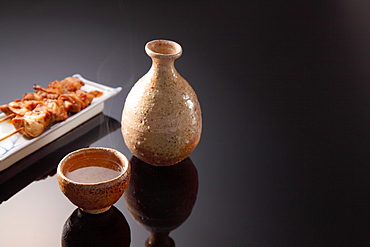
[23,77,85,100]
[0,77,102,139]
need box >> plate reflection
[124,156,199,247]
[62,206,130,247]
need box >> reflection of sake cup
[57,147,131,214]
[62,206,131,247]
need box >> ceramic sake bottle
[121,40,202,166]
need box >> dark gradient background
[0,1,369,246]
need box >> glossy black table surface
[0,1,369,246]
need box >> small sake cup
[57,147,130,214]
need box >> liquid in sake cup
[57,147,131,214]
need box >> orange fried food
[1,76,102,139]
[12,105,51,137]
[24,77,85,101]
[43,99,69,122]
[59,90,95,113]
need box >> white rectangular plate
[0,74,122,171]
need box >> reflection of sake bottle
[124,156,199,246]
[121,40,202,166]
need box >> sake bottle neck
[150,57,176,74]
[145,39,183,81]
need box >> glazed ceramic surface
[121,40,202,166]
[57,147,131,214]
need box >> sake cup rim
[57,147,130,186]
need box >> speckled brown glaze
[57,147,131,214]
[121,40,202,166]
